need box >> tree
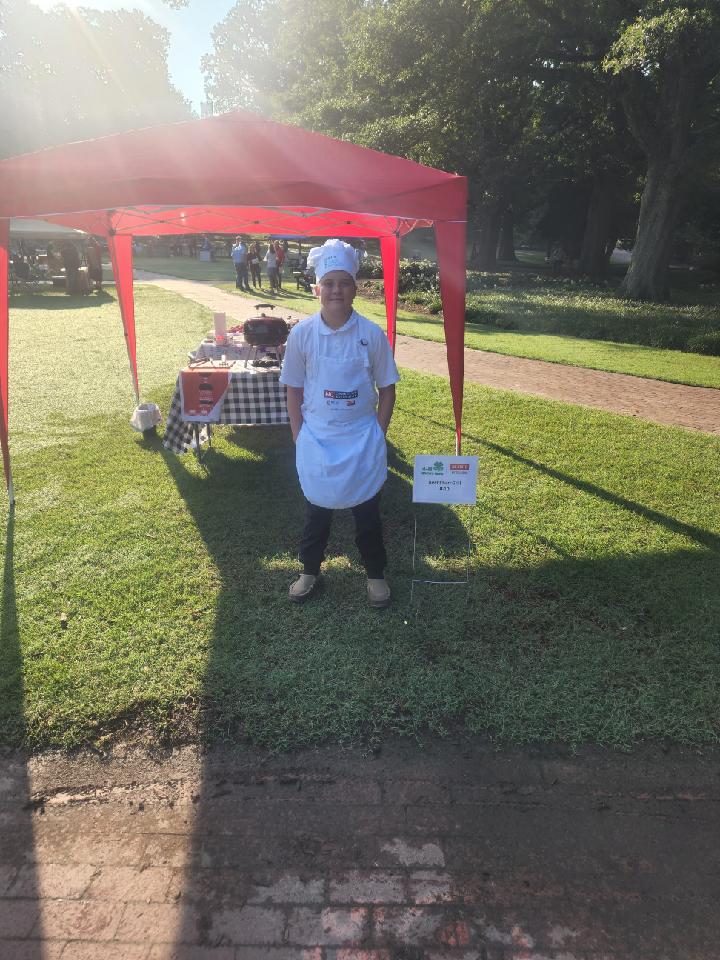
[605,3,720,299]
[506,0,720,292]
[203,0,720,296]
[0,3,191,158]
[204,0,543,269]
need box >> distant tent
[10,219,86,241]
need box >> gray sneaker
[289,573,319,603]
[367,578,391,608]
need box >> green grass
[134,254,238,283]
[134,254,720,388]
[2,285,720,752]
[6,286,208,454]
[398,315,720,388]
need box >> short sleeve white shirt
[230,243,247,264]
[280,311,400,394]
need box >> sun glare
[30,0,160,13]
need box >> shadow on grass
[0,506,42,953]
[150,405,720,747]
[393,405,720,554]
[8,290,115,311]
[155,422,476,733]
[1,507,22,739]
[478,434,720,553]
[157,427,466,631]
[154,427,476,948]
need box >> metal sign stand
[410,506,474,604]
[409,454,479,606]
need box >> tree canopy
[0,2,191,158]
[203,0,720,299]
[2,0,718,301]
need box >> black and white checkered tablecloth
[162,367,289,454]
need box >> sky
[28,0,239,112]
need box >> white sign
[413,455,478,504]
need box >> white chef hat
[306,239,361,281]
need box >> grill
[243,304,289,368]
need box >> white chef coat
[280,310,400,508]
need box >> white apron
[295,315,387,509]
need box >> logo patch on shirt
[324,389,358,400]
[324,388,358,407]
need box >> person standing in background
[274,239,286,289]
[60,239,81,294]
[85,236,103,293]
[265,241,279,292]
[248,240,262,288]
[231,236,251,291]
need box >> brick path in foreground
[1,738,719,959]
[136,270,720,435]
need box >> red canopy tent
[0,110,467,502]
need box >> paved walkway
[2,739,719,959]
[1,276,717,958]
[136,271,720,435]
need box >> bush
[357,258,384,280]
[403,292,431,306]
[466,306,500,325]
[687,330,720,355]
[467,273,504,292]
[359,258,440,291]
[389,265,719,354]
[398,260,439,293]
[426,295,443,314]
[647,324,694,350]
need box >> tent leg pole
[107,230,140,405]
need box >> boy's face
[316,270,356,314]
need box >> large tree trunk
[620,158,686,301]
[617,45,700,301]
[476,205,501,271]
[578,175,614,279]
[497,207,517,262]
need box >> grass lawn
[134,254,238,283]
[134,255,720,388]
[398,315,720,389]
[2,285,720,752]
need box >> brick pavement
[1,738,719,959]
[135,270,720,435]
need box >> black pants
[234,262,250,290]
[300,491,387,578]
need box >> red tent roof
[0,109,466,234]
[0,111,468,501]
